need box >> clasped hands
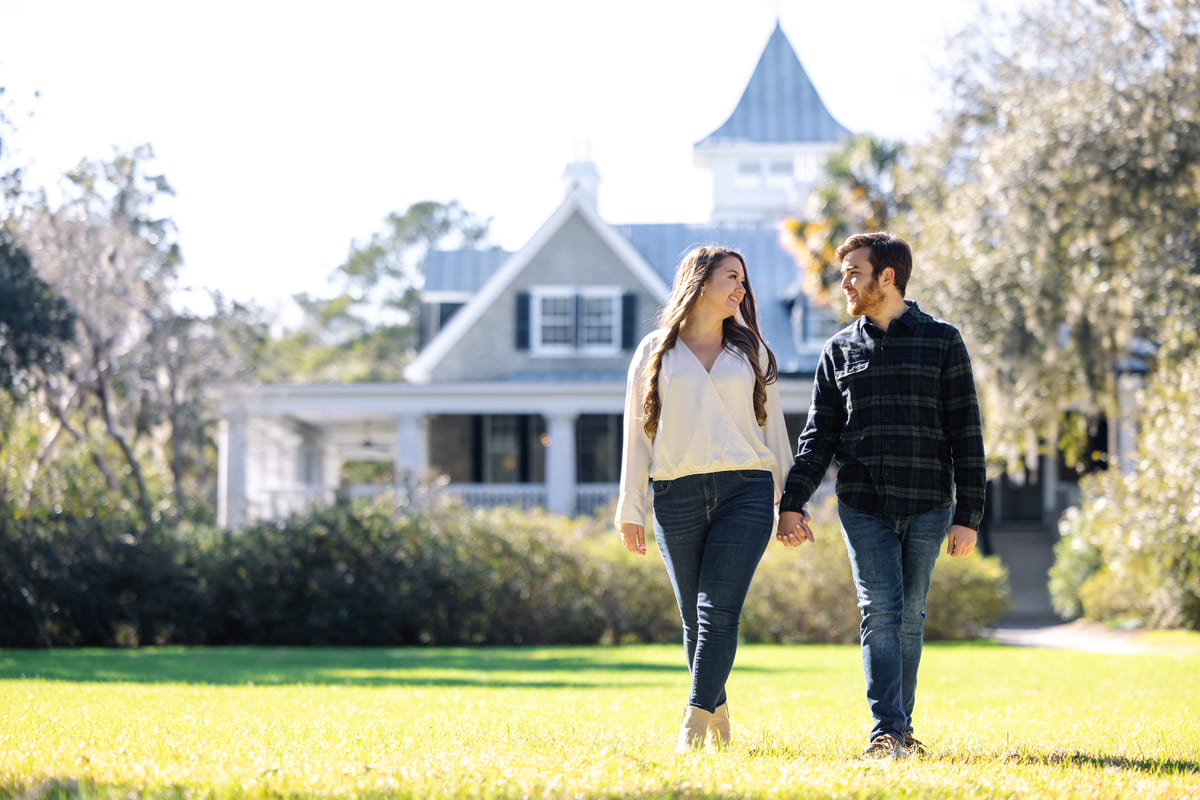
[620,513,815,555]
[777,512,978,557]
[776,510,814,546]
[624,513,976,557]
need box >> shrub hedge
[1,495,1009,648]
[1049,349,1200,630]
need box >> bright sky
[0,0,1019,322]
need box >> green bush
[0,510,207,647]
[923,544,1010,640]
[571,509,681,645]
[204,503,611,646]
[1,493,1011,648]
[743,495,1010,643]
[1049,350,1200,630]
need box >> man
[776,232,986,760]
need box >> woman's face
[698,256,747,319]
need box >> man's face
[840,247,887,318]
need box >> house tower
[694,22,851,223]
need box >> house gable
[404,189,670,384]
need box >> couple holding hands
[615,233,986,760]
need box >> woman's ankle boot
[707,703,731,749]
[677,705,713,753]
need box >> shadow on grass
[0,645,824,688]
[1013,752,1200,777]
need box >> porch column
[217,411,248,529]
[322,441,343,504]
[545,413,578,516]
[1041,452,1059,532]
[1116,373,1142,475]
[394,414,429,504]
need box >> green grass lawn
[2,639,1198,799]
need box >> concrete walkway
[985,521,1062,627]
[979,521,1197,654]
[987,620,1153,654]
[980,521,1151,653]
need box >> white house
[216,22,850,528]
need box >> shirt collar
[856,299,921,338]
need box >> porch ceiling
[220,377,814,426]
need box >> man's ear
[881,266,895,287]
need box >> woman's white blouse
[615,329,795,527]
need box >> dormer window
[535,290,576,350]
[515,286,637,356]
[767,160,794,189]
[735,160,764,188]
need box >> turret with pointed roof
[695,22,851,223]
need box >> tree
[781,134,908,310]
[906,0,1200,475]
[1050,346,1200,629]
[264,200,490,382]
[6,146,259,526]
[0,231,74,394]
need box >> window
[796,296,841,344]
[480,414,545,483]
[537,292,575,350]
[576,414,621,483]
[579,291,618,350]
[767,160,794,190]
[735,160,764,189]
[518,286,632,356]
[483,415,520,482]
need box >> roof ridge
[696,22,850,146]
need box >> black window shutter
[515,292,530,350]
[621,292,638,349]
[573,294,583,348]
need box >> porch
[258,482,620,520]
[216,378,815,529]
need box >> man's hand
[946,525,977,557]
[776,510,814,547]
[619,522,646,555]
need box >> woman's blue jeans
[652,469,774,712]
[838,501,952,741]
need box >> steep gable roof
[404,189,671,384]
[615,220,818,375]
[696,22,850,146]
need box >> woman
[615,245,811,752]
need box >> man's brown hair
[836,232,912,296]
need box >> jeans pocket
[652,479,672,496]
[734,469,773,484]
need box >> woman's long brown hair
[642,246,778,437]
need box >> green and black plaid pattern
[781,302,986,530]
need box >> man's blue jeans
[838,501,952,741]
[652,470,774,712]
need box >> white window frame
[735,160,764,189]
[577,286,622,355]
[529,285,623,356]
[531,286,576,356]
[767,159,795,190]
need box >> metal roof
[422,221,820,375]
[615,221,817,374]
[696,22,851,147]
[423,246,511,293]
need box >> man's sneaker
[860,733,906,760]
[903,734,928,757]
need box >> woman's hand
[619,522,646,555]
[776,510,814,547]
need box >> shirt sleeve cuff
[778,493,807,514]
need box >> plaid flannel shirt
[780,301,987,530]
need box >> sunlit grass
[2,639,1198,799]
